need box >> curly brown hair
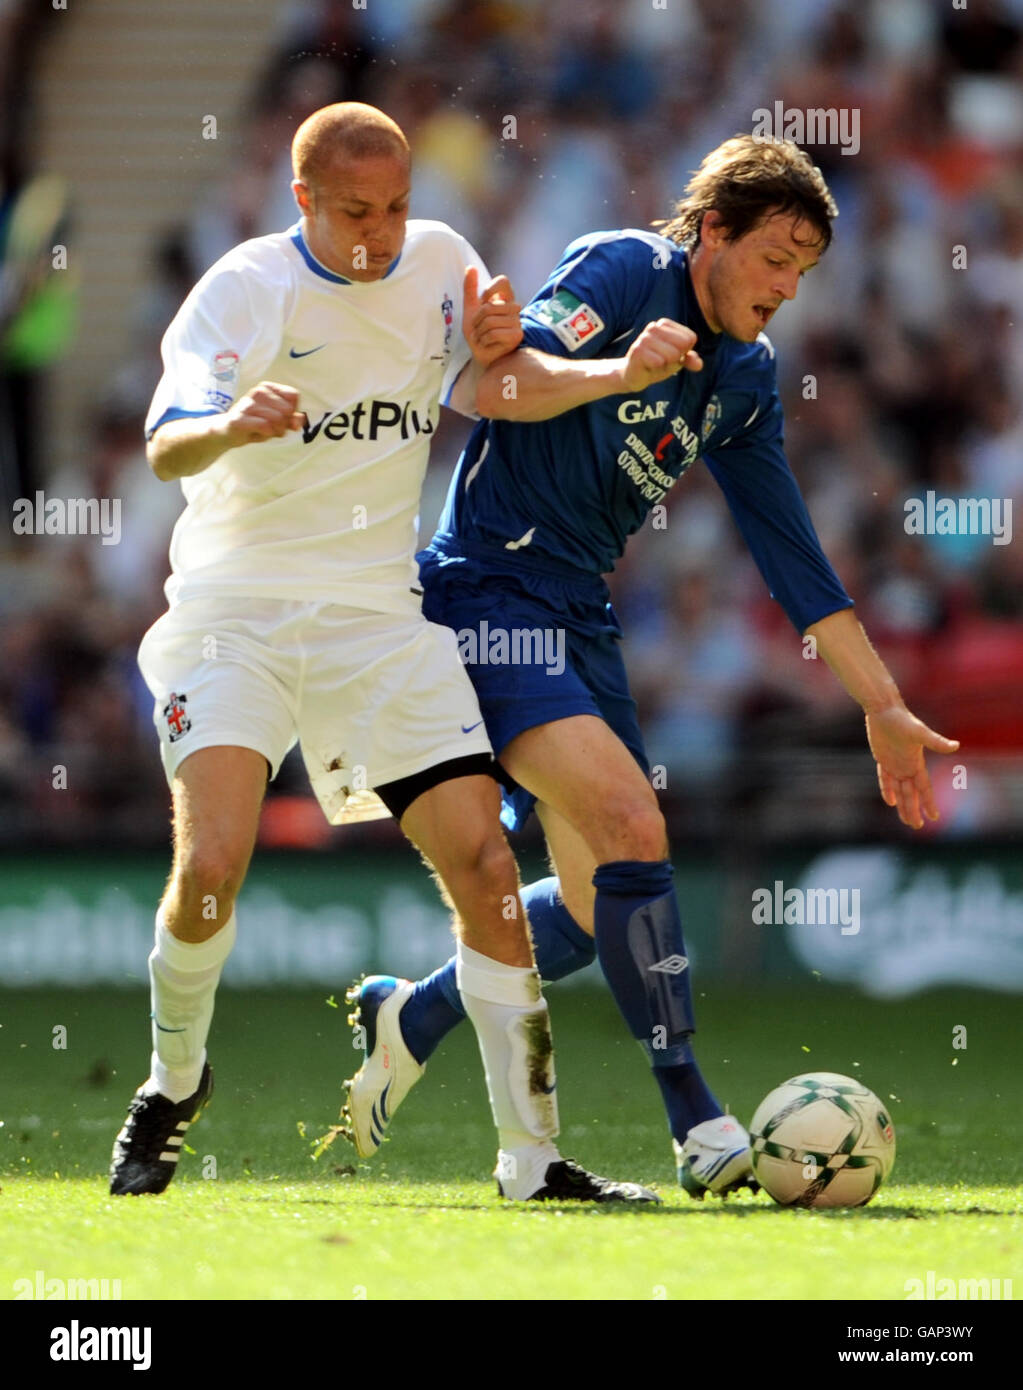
[658,134,838,253]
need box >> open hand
[865,705,960,829]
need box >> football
[749,1071,896,1208]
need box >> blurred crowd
[1,0,1021,848]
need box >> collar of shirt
[289,223,402,285]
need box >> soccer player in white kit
[109,104,655,1204]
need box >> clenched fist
[463,266,523,368]
[620,318,703,392]
[223,382,304,446]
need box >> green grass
[1,985,1020,1301]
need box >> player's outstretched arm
[147,382,304,481]
[804,607,960,830]
[474,318,703,422]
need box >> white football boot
[340,976,425,1158]
[674,1113,758,1198]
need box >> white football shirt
[145,219,486,610]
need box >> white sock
[495,1141,563,1201]
[456,940,560,1192]
[146,910,236,1102]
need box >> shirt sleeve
[144,260,283,440]
[519,233,659,360]
[440,234,491,413]
[703,390,854,633]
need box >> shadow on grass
[20,1172,1011,1223]
[294,1196,1012,1219]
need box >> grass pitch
[1,984,1020,1301]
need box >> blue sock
[398,959,464,1066]
[398,877,596,1064]
[592,858,722,1141]
[651,1064,722,1143]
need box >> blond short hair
[292,102,409,191]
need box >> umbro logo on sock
[649,955,689,975]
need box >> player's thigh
[297,611,492,825]
[139,601,299,888]
[501,714,666,862]
[139,598,299,817]
[536,801,597,935]
[169,745,269,890]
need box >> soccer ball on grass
[749,1071,895,1208]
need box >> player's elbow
[474,373,509,420]
[147,433,182,482]
[147,442,173,482]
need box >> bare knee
[443,829,518,902]
[444,831,532,965]
[595,798,667,863]
[167,844,247,932]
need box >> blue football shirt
[432,229,853,633]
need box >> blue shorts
[418,536,648,831]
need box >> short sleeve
[519,233,661,360]
[440,235,491,411]
[145,262,284,440]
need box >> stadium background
[1,0,1021,1011]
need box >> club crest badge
[701,394,722,444]
[163,693,191,743]
[204,349,239,409]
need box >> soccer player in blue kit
[344,136,960,1194]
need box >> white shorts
[137,596,493,824]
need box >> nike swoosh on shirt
[461,721,484,734]
[289,345,326,358]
